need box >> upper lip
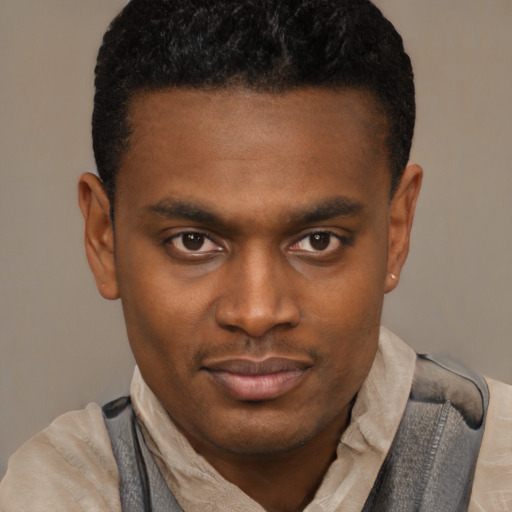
[203,356,313,375]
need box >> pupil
[310,233,330,251]
[183,233,205,251]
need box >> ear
[78,173,119,300]
[385,163,423,293]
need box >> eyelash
[288,231,351,254]
[164,231,222,254]
[163,230,351,258]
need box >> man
[1,0,511,510]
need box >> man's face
[111,88,396,456]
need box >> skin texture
[79,87,422,512]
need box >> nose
[214,248,300,338]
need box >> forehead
[116,87,390,220]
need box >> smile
[204,357,312,401]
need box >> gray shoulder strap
[102,397,184,512]
[363,353,489,512]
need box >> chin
[211,430,313,457]
[197,409,326,457]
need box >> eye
[167,232,222,254]
[288,232,343,253]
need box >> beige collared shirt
[1,327,511,511]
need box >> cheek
[116,236,215,331]
[120,286,209,417]
[302,254,385,383]
[118,268,209,367]
[306,260,386,335]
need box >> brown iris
[182,233,205,251]
[309,233,331,251]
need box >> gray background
[1,0,511,476]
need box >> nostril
[222,324,239,333]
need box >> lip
[203,356,312,401]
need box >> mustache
[192,334,320,367]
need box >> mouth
[203,357,312,401]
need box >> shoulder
[470,378,512,511]
[0,402,121,512]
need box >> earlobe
[78,173,119,300]
[385,163,423,293]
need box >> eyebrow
[144,195,364,227]
[289,197,364,224]
[146,199,221,224]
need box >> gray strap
[103,397,184,512]
[363,354,489,512]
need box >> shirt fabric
[1,327,511,511]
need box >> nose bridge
[215,243,299,336]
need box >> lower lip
[208,369,307,401]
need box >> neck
[190,409,350,512]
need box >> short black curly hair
[93,0,415,204]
